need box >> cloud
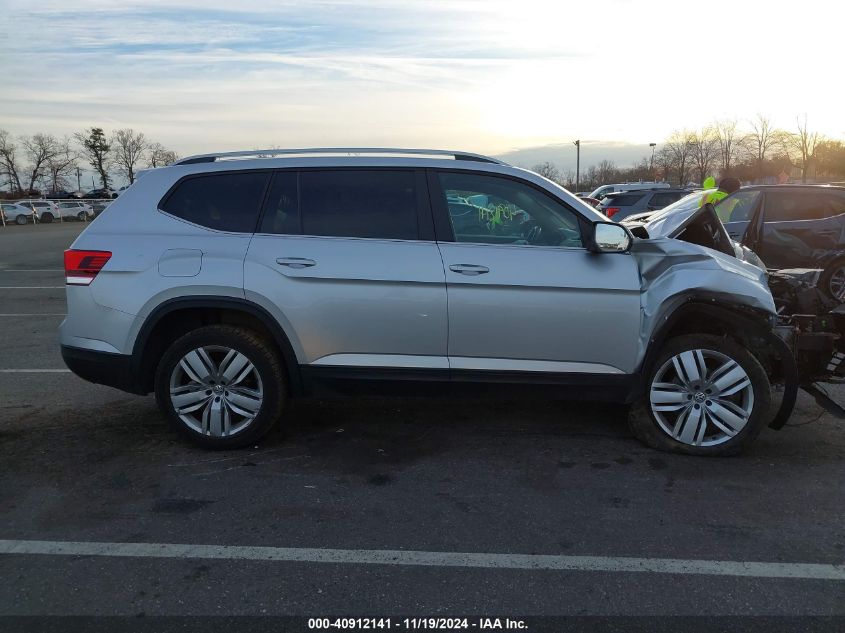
[1,0,843,158]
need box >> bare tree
[111,129,148,184]
[45,137,78,193]
[0,129,24,194]
[664,130,694,186]
[531,161,562,184]
[583,165,600,190]
[75,127,112,189]
[689,127,721,184]
[789,114,823,183]
[147,142,180,168]
[595,159,618,185]
[715,119,742,175]
[653,147,674,183]
[21,133,62,193]
[745,114,776,181]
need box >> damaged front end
[767,269,845,417]
[627,202,845,427]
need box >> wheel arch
[132,296,303,396]
[634,298,798,429]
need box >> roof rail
[174,147,505,166]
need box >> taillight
[605,207,621,218]
[64,250,111,286]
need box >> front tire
[630,334,771,456]
[15,214,28,225]
[154,325,286,449]
[77,211,87,221]
[41,212,54,223]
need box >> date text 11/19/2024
[308,618,528,630]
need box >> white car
[14,200,62,222]
[16,199,93,222]
[56,201,95,221]
[1,202,37,225]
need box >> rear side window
[649,192,682,207]
[603,193,645,206]
[764,191,845,222]
[299,170,418,240]
[161,172,270,232]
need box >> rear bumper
[61,345,146,395]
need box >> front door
[430,170,642,376]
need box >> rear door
[244,169,448,370]
[753,189,845,268]
[431,170,642,376]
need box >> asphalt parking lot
[0,222,843,625]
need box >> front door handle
[276,257,316,269]
[449,263,489,276]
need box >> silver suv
[60,148,796,455]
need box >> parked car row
[1,199,103,225]
[44,188,121,200]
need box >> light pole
[573,140,580,192]
[76,167,82,192]
[649,142,657,178]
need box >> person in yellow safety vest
[699,177,741,221]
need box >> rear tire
[629,334,771,456]
[77,211,86,221]
[15,214,28,225]
[154,325,286,449]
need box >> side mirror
[589,222,632,253]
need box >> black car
[84,188,118,199]
[719,185,845,298]
[45,190,83,199]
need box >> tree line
[0,127,180,197]
[532,115,845,192]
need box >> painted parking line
[0,369,70,373]
[1,539,843,581]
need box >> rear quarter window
[160,171,270,232]
[603,193,645,207]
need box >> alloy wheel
[829,266,845,300]
[169,345,264,438]
[649,348,754,447]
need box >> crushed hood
[630,189,715,239]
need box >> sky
[1,0,843,162]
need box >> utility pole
[649,142,657,178]
[573,140,580,192]
[76,167,82,191]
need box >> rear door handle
[449,264,489,276]
[276,257,316,269]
